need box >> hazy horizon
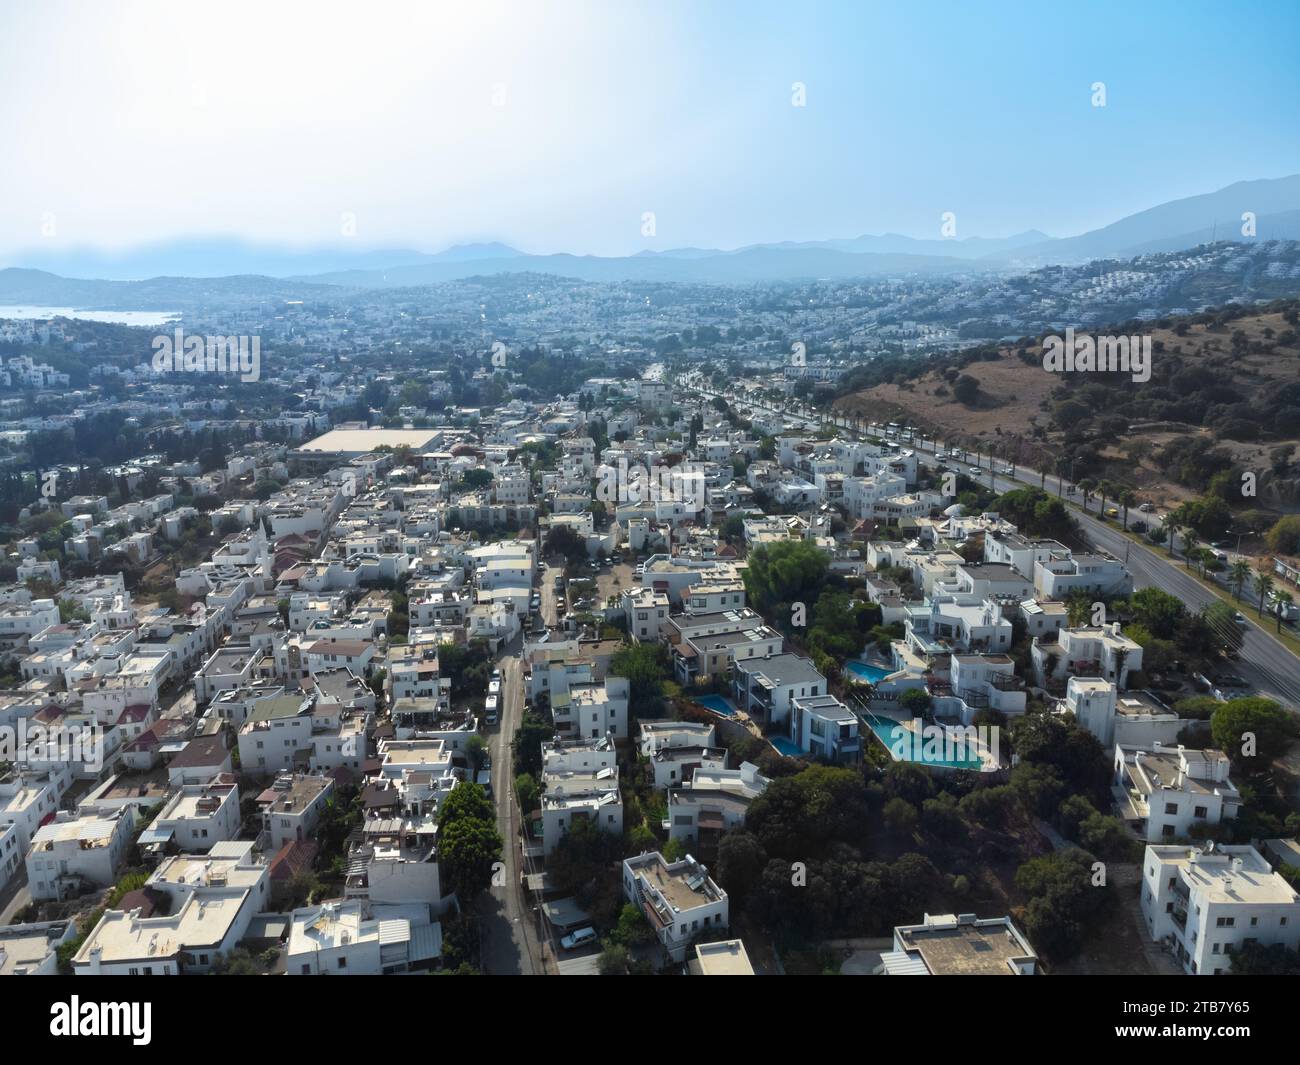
[3,0,1300,263]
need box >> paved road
[933,448,1300,709]
[694,385,1300,707]
[0,868,31,925]
[541,562,560,628]
[479,639,542,975]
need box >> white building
[623,851,729,963]
[1067,678,1181,749]
[881,913,1038,975]
[287,900,441,975]
[1113,744,1242,843]
[26,810,133,901]
[141,776,241,854]
[1141,843,1300,975]
[72,842,270,975]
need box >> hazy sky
[2,0,1299,258]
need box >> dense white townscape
[2,301,1299,981]
[4,8,1300,1032]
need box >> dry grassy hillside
[833,307,1300,511]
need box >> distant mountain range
[3,175,1300,303]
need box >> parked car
[560,927,597,951]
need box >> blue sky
[1,0,1298,258]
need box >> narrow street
[478,637,542,974]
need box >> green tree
[609,642,670,722]
[1211,697,1297,767]
[436,783,502,901]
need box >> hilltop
[833,300,1300,514]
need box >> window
[1193,806,1208,819]
[1164,802,1178,815]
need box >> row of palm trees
[1156,522,1294,633]
[1075,477,1138,528]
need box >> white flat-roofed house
[732,653,828,728]
[345,818,444,911]
[623,851,729,963]
[1067,678,1181,749]
[1031,623,1143,691]
[638,720,717,758]
[257,773,335,852]
[651,745,728,791]
[0,766,72,855]
[882,913,1038,975]
[542,735,617,775]
[905,597,1013,657]
[666,609,784,688]
[983,531,1068,579]
[621,586,670,642]
[304,638,377,679]
[0,598,60,651]
[0,920,78,975]
[1114,744,1242,843]
[1033,551,1133,600]
[667,762,769,845]
[287,900,441,975]
[1141,843,1300,975]
[72,841,270,975]
[539,763,622,856]
[386,642,451,705]
[940,654,1027,725]
[26,810,133,901]
[789,694,863,764]
[194,644,267,705]
[142,776,241,855]
[552,675,630,740]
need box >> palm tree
[1119,490,1136,530]
[1078,478,1096,512]
[1096,480,1112,519]
[1229,559,1252,602]
[1273,591,1294,633]
[1254,571,1275,619]
[1195,547,1216,578]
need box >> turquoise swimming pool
[695,694,739,717]
[863,712,983,770]
[845,661,892,684]
[770,736,804,757]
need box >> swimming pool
[863,712,983,770]
[769,736,804,757]
[845,661,892,684]
[695,694,739,717]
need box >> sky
[1,0,1299,260]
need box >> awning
[138,827,175,846]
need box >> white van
[484,693,499,725]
